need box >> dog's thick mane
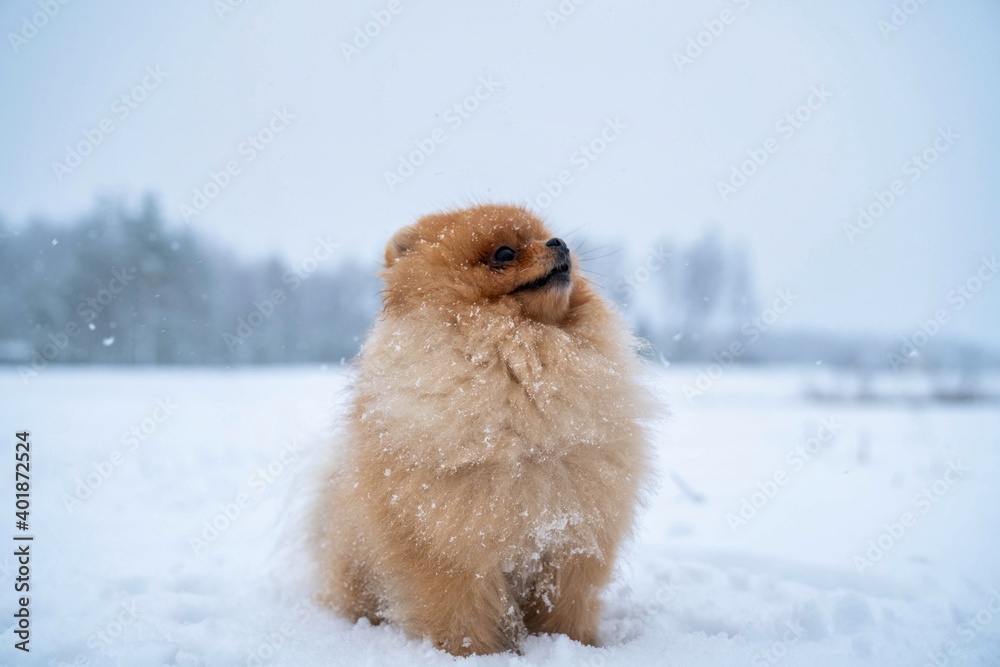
[337,298,653,577]
[353,299,650,469]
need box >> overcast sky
[1,0,998,348]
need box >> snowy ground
[1,365,999,666]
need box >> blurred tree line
[586,227,763,359]
[0,196,379,367]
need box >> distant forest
[0,196,379,370]
[0,195,992,372]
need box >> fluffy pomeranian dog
[312,204,653,656]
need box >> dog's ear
[384,224,421,267]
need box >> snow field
[0,366,998,666]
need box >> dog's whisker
[561,222,592,240]
[577,245,620,257]
[578,250,623,262]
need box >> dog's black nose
[546,237,571,267]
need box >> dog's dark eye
[492,246,516,263]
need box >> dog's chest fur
[349,305,647,565]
